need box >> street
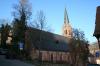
[0,55,34,66]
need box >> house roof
[26,28,69,52]
[93,6,100,36]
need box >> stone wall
[30,49,71,63]
[41,51,71,63]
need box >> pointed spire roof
[64,7,69,24]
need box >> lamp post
[93,6,100,49]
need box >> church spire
[63,7,72,39]
[64,7,69,24]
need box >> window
[56,40,59,44]
[64,30,67,34]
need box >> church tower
[62,8,72,39]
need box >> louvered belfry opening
[93,6,100,49]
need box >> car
[87,64,100,66]
[0,48,8,55]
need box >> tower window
[65,30,67,34]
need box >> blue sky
[0,0,100,43]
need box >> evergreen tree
[12,0,32,50]
[0,24,11,49]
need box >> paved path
[0,55,35,66]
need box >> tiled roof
[26,28,69,52]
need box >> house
[25,8,73,63]
[89,42,99,55]
[88,43,98,64]
[93,6,100,51]
[93,6,100,64]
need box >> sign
[19,42,24,50]
[96,51,100,57]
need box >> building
[6,30,12,45]
[89,6,100,64]
[25,8,73,63]
[88,42,100,64]
[62,8,72,39]
[89,42,99,55]
[93,6,100,44]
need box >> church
[25,8,73,63]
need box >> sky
[0,0,100,44]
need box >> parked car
[87,64,100,66]
[0,48,8,55]
[5,50,19,59]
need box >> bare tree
[69,29,89,66]
[31,10,49,60]
[34,10,47,31]
[13,0,32,20]
[30,10,53,32]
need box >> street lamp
[93,6,100,49]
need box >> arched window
[65,30,67,34]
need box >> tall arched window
[65,30,67,34]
